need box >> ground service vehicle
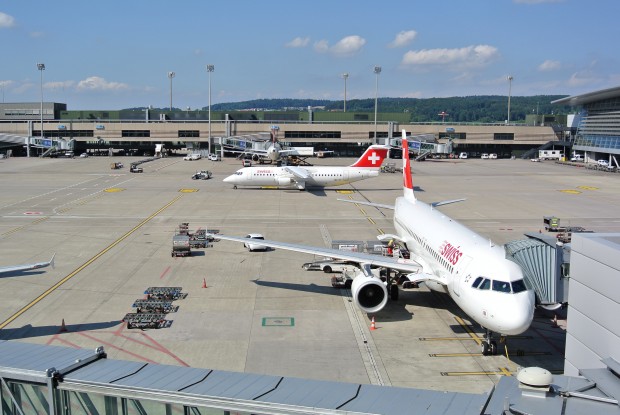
[191,170,212,180]
[172,234,191,257]
[130,164,143,173]
[459,152,468,159]
[538,150,564,160]
[209,154,221,161]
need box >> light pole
[342,73,349,112]
[36,62,45,158]
[507,75,513,124]
[206,64,214,155]
[373,66,381,144]
[167,71,175,111]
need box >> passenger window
[492,280,511,293]
[511,279,527,293]
[479,278,491,290]
[472,276,483,288]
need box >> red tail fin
[350,145,388,168]
[402,130,415,201]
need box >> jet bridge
[504,234,569,310]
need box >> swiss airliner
[210,132,534,355]
[223,145,389,190]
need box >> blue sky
[1,0,619,110]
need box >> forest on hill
[206,95,572,123]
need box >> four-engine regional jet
[210,131,535,355]
[0,254,55,274]
[223,145,389,190]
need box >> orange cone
[202,278,207,288]
[370,317,376,331]
[60,319,68,333]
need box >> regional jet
[0,254,55,274]
[210,132,534,355]
[224,145,389,190]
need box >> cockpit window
[511,279,527,293]
[492,280,511,293]
[478,278,491,290]
[472,276,484,288]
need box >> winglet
[50,253,56,269]
[402,130,416,202]
[349,145,389,168]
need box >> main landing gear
[481,329,502,356]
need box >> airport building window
[122,130,151,138]
[493,133,514,140]
[439,132,466,140]
[285,131,341,139]
[178,130,200,138]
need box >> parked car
[244,234,267,252]
[208,154,221,161]
[570,154,584,162]
[481,153,489,159]
[459,152,468,159]
[489,153,498,159]
[531,158,541,162]
[597,159,610,167]
[242,159,252,167]
[183,153,201,161]
[79,152,89,158]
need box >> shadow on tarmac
[0,320,120,341]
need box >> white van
[459,152,468,159]
[183,153,201,161]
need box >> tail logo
[368,152,381,165]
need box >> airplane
[224,145,389,190]
[210,130,535,355]
[230,130,313,164]
[0,254,55,274]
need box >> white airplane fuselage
[393,196,535,336]
[224,166,379,188]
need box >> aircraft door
[453,255,473,297]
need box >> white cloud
[314,35,366,57]
[567,71,600,87]
[285,37,310,48]
[538,60,561,71]
[402,45,499,67]
[388,30,417,48]
[0,12,15,28]
[76,76,129,91]
[45,81,76,90]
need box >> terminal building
[1,103,563,158]
[553,85,620,167]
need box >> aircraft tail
[402,130,416,201]
[349,145,389,168]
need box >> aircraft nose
[223,175,236,183]
[501,291,535,335]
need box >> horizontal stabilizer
[338,199,395,210]
[431,198,466,208]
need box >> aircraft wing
[0,254,55,274]
[283,166,311,180]
[207,234,422,274]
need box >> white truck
[538,150,564,160]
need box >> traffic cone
[370,317,376,331]
[202,278,207,288]
[60,319,68,333]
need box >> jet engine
[252,154,260,162]
[351,273,388,314]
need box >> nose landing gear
[481,330,503,356]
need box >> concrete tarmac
[1,154,618,394]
